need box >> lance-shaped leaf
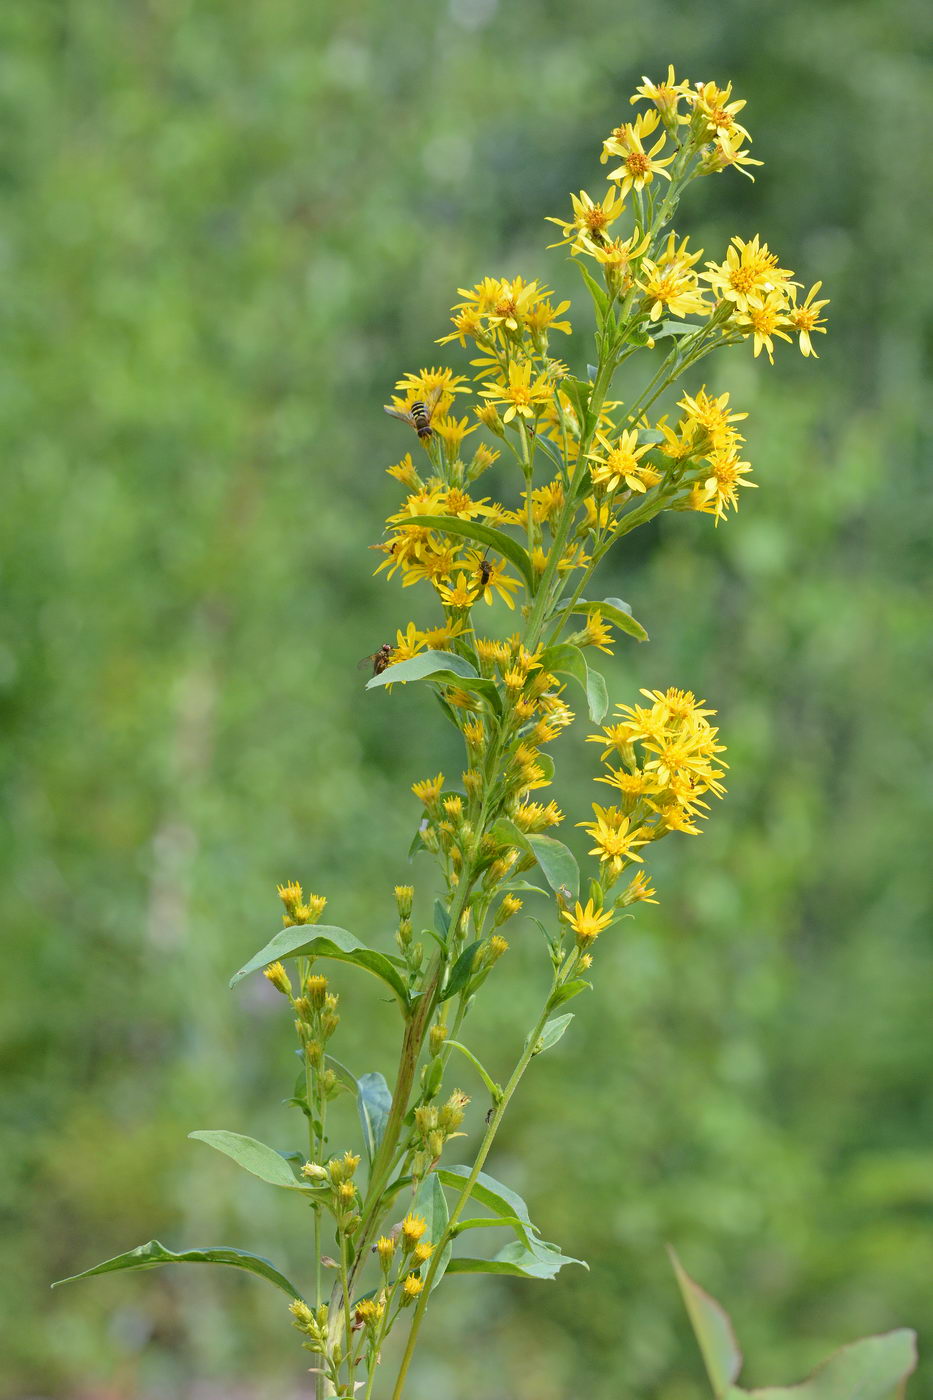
[446,1237,584,1280]
[529,1012,574,1055]
[407,516,535,591]
[539,642,609,722]
[655,319,700,338]
[357,1071,393,1164]
[52,1240,303,1301]
[440,939,483,1002]
[739,1330,918,1400]
[670,1248,743,1399]
[367,649,502,713]
[489,817,580,901]
[188,1131,316,1192]
[573,259,610,320]
[229,924,409,1011]
[436,1166,585,1279]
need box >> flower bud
[429,1020,448,1057]
[263,961,292,996]
[415,1105,438,1135]
[394,885,414,918]
[438,1089,469,1132]
[375,1235,396,1270]
[305,974,329,1008]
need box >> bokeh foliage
[1,1,931,1397]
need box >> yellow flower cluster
[585,689,728,870]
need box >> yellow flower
[395,366,470,404]
[630,66,691,121]
[402,1273,425,1300]
[441,487,495,519]
[603,112,677,198]
[637,233,711,322]
[525,298,573,337]
[546,188,627,250]
[466,552,521,609]
[597,766,653,803]
[437,571,478,609]
[623,871,659,905]
[523,478,565,524]
[699,134,763,181]
[677,388,747,451]
[513,799,564,832]
[560,898,614,946]
[577,805,647,878]
[420,619,468,649]
[433,414,476,455]
[588,429,656,494]
[412,772,445,808]
[586,720,637,761]
[701,235,795,314]
[690,446,757,523]
[393,621,428,663]
[480,362,554,423]
[400,1213,428,1249]
[263,961,292,996]
[387,453,421,488]
[733,290,793,362]
[582,228,652,292]
[787,281,829,357]
[355,1297,385,1327]
[687,80,751,145]
[581,611,615,654]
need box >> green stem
[389,985,558,1400]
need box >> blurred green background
[2,1,931,1397]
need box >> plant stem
[389,987,557,1400]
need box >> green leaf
[530,1013,574,1054]
[229,924,409,1011]
[548,978,591,1009]
[367,650,503,716]
[412,1172,451,1289]
[539,642,608,722]
[557,374,592,426]
[566,597,649,643]
[526,834,579,901]
[670,1247,743,1398]
[52,1240,304,1300]
[573,259,610,319]
[655,319,699,338]
[454,1215,524,1235]
[488,818,579,901]
[433,899,450,937]
[440,939,483,1001]
[502,880,550,897]
[586,665,609,724]
[446,1238,583,1280]
[325,1055,359,1098]
[436,1166,538,1247]
[407,516,536,591]
[357,1072,392,1164]
[737,1330,917,1400]
[367,649,477,687]
[188,1131,313,1192]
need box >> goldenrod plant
[54,68,911,1400]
